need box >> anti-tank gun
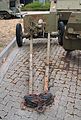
[15,1,81,112]
[16,0,59,47]
[16,2,57,112]
[16,10,58,47]
[16,0,81,52]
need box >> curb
[0,37,20,82]
[0,47,19,82]
[0,37,16,67]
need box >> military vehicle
[0,0,21,19]
[57,0,81,51]
[16,0,81,52]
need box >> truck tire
[58,21,65,46]
[16,23,22,47]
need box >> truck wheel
[16,23,22,47]
[58,22,65,46]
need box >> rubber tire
[16,23,22,47]
[58,21,65,46]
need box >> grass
[21,1,50,11]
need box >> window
[10,0,16,7]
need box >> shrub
[21,1,50,11]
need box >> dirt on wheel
[0,18,23,53]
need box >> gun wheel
[16,23,23,47]
[58,21,65,46]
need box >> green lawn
[21,1,50,11]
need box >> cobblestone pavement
[0,38,81,120]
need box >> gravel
[0,18,23,53]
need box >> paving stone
[67,96,75,103]
[59,98,67,107]
[10,95,22,104]
[45,105,58,118]
[62,88,69,97]
[0,104,4,111]
[3,94,12,102]
[17,109,32,118]
[74,108,81,117]
[3,101,14,113]
[0,90,9,100]
[14,81,24,89]
[0,110,7,119]
[69,85,76,94]
[0,39,81,120]
[74,115,81,120]
[75,99,81,106]
[56,105,66,119]
[9,90,20,97]
[68,92,75,98]
[74,99,81,111]
[5,83,15,91]
[50,86,59,96]
[46,116,57,120]
[75,93,81,100]
[29,111,38,120]
[66,102,74,115]
[12,114,22,120]
[64,113,74,120]
[0,86,6,94]
[0,98,3,104]
[76,89,81,95]
[5,111,15,120]
[37,114,47,120]
[11,73,18,80]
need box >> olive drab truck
[0,0,21,19]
